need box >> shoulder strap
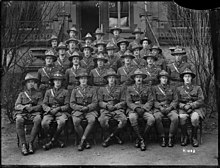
[157,85,166,97]
[24,91,32,101]
[94,68,101,77]
[50,89,55,97]
[145,67,152,77]
[71,68,76,76]
[172,63,180,73]
[42,67,50,78]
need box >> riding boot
[181,125,189,146]
[192,126,199,147]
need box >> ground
[1,109,218,166]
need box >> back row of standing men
[15,25,204,156]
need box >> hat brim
[81,46,94,52]
[67,30,78,35]
[131,46,143,51]
[69,55,83,61]
[110,28,122,34]
[82,37,94,41]
[140,39,152,45]
[157,74,170,80]
[150,48,162,54]
[93,58,108,63]
[93,32,105,36]
[104,74,119,80]
[76,75,91,80]
[180,72,196,79]
[43,55,57,61]
[66,39,79,45]
[50,77,65,81]
[106,47,116,50]
[117,41,129,48]
[49,38,58,42]
[131,73,147,80]
[143,55,158,61]
[95,43,106,47]
[171,52,186,56]
[56,47,68,51]
[22,78,39,85]
[121,55,135,59]
[132,31,144,35]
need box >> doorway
[80,1,99,38]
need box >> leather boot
[168,137,174,147]
[114,135,123,144]
[132,125,144,148]
[56,139,65,148]
[192,127,199,147]
[181,125,189,146]
[78,139,85,151]
[42,140,54,150]
[28,142,34,154]
[135,138,140,148]
[102,135,112,147]
[139,138,146,151]
[21,143,28,156]
[85,140,91,149]
[160,137,166,147]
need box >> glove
[50,107,60,115]
[135,107,143,114]
[81,106,89,113]
[107,104,116,111]
[164,106,173,114]
[24,104,32,112]
[186,109,193,114]
[159,106,166,114]
[184,104,191,110]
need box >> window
[109,2,130,28]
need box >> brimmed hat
[143,52,158,61]
[93,28,105,36]
[82,33,94,41]
[131,69,147,80]
[132,27,144,35]
[157,70,170,80]
[150,45,162,54]
[69,51,83,61]
[22,72,39,85]
[51,71,65,81]
[66,37,79,45]
[171,47,186,56]
[180,68,196,79]
[56,42,67,51]
[44,50,57,61]
[81,44,94,52]
[48,35,58,43]
[117,38,129,48]
[121,50,135,59]
[110,25,122,34]
[76,70,91,80]
[131,43,143,51]
[106,42,117,50]
[140,37,152,45]
[95,40,106,47]
[67,26,78,35]
[104,68,119,80]
[169,46,176,53]
[93,52,108,63]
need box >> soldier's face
[142,41,150,48]
[59,49,66,56]
[96,34,102,40]
[83,48,91,57]
[135,75,143,84]
[120,43,127,51]
[79,77,88,85]
[85,39,92,45]
[147,57,154,65]
[45,57,53,65]
[69,31,76,38]
[51,40,58,48]
[107,49,114,56]
[53,79,62,88]
[107,76,116,85]
[133,49,140,56]
[97,60,104,67]
[72,57,80,65]
[97,45,104,52]
[183,74,192,84]
[113,30,119,36]
[175,55,182,62]
[160,76,168,85]
[69,41,76,49]
[124,57,131,64]
[135,33,141,39]
[26,80,35,90]
[152,49,159,55]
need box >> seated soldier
[41,71,70,150]
[14,72,43,155]
[150,45,167,71]
[177,68,205,147]
[128,27,143,51]
[126,69,155,151]
[140,37,152,58]
[152,70,179,147]
[115,38,129,67]
[131,42,146,69]
[98,68,127,147]
[70,70,98,151]
[48,35,58,56]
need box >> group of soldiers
[14,25,205,156]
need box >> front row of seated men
[14,67,204,155]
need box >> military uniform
[128,27,143,51]
[54,57,71,74]
[15,73,43,155]
[115,50,126,68]
[141,65,161,86]
[70,71,98,151]
[152,70,179,147]
[80,55,96,73]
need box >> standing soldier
[67,26,78,39]
[70,70,98,151]
[140,37,152,58]
[90,52,108,87]
[150,45,167,71]
[168,47,192,88]
[80,44,96,73]
[152,70,179,147]
[141,52,161,86]
[98,69,127,147]
[115,38,129,68]
[93,28,105,47]
[105,42,121,72]
[48,35,58,56]
[66,37,80,58]
[177,68,204,147]
[110,25,122,50]
[37,50,58,96]
[117,50,136,89]
[65,51,85,94]
[80,33,95,52]
[126,69,155,151]
[131,43,146,69]
[128,27,143,51]
[41,71,70,150]
[94,40,107,54]
[54,42,70,74]
[14,72,43,155]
